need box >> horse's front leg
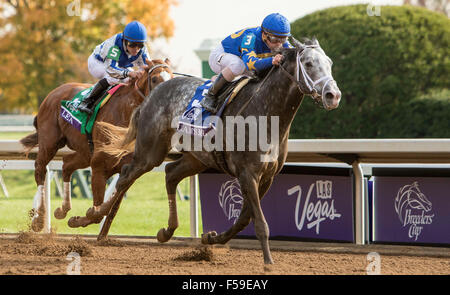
[55,152,89,219]
[238,173,273,264]
[68,165,107,228]
[202,175,274,264]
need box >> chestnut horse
[20,59,173,232]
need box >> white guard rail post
[352,160,365,245]
[190,175,199,238]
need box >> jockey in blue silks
[78,21,150,114]
[201,13,292,114]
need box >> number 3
[244,35,252,46]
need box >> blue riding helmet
[123,21,147,43]
[261,13,291,37]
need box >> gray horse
[93,37,341,264]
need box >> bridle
[279,45,335,108]
[134,63,171,100]
[236,45,335,115]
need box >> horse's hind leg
[202,201,251,244]
[31,136,62,232]
[91,140,171,223]
[157,153,206,243]
[202,178,273,245]
[54,152,89,219]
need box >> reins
[235,45,335,115]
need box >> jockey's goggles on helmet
[127,42,144,49]
[263,31,288,44]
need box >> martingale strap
[235,66,275,116]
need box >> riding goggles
[127,42,145,49]
[263,31,288,44]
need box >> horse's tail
[122,106,140,150]
[19,116,38,157]
[96,106,140,164]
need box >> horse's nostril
[325,92,335,100]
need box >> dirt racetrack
[0,232,449,275]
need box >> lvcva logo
[394,182,434,241]
[288,181,341,234]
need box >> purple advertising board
[373,168,450,245]
[199,166,354,242]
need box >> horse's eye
[152,76,158,83]
[306,62,313,68]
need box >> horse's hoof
[201,231,217,244]
[85,207,100,220]
[91,216,104,224]
[54,207,67,219]
[156,228,173,243]
[68,216,81,228]
[31,216,44,232]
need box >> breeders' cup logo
[67,98,81,112]
[287,180,341,235]
[218,179,243,223]
[394,182,434,241]
[181,102,202,122]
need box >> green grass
[0,132,202,237]
[0,132,31,140]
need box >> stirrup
[201,95,220,113]
[78,103,93,114]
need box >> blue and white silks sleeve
[240,33,273,72]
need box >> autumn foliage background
[0,0,176,113]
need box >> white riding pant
[208,44,247,79]
[88,54,130,85]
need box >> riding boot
[78,78,109,114]
[200,73,230,114]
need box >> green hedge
[289,5,450,138]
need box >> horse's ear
[145,59,155,68]
[312,36,320,46]
[290,37,305,51]
[164,58,171,66]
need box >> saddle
[60,84,124,151]
[215,75,255,111]
[91,85,115,109]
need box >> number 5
[110,48,119,58]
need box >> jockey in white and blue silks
[201,13,293,113]
[78,20,150,114]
